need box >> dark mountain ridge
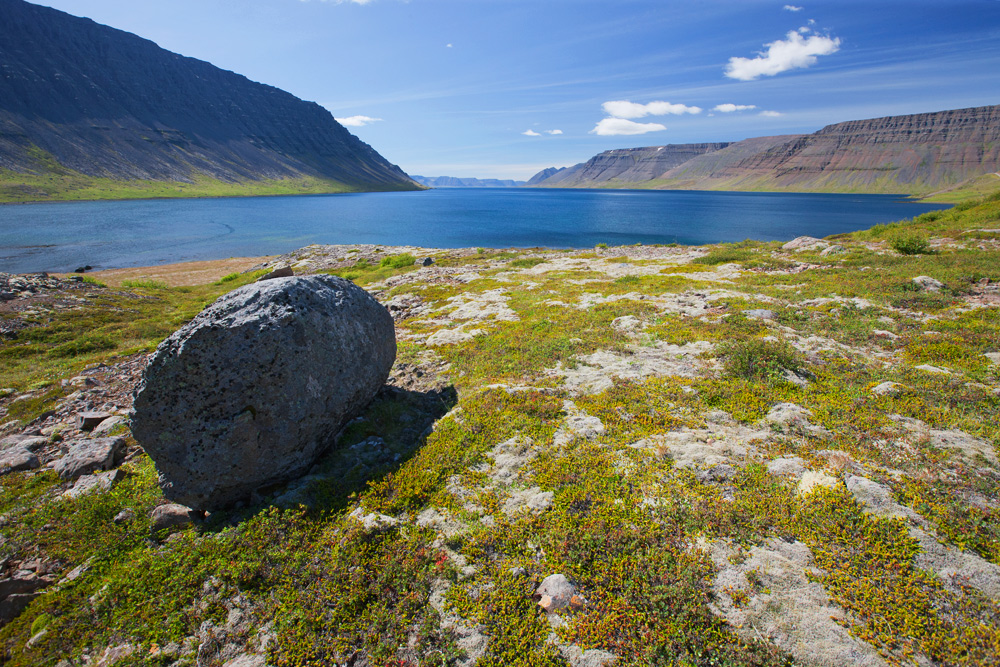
[0,0,418,198]
[529,105,1000,196]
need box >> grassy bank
[0,168,419,204]
[1,191,998,666]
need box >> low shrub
[379,253,416,269]
[717,338,803,384]
[890,234,932,255]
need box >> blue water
[0,188,950,273]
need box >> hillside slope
[0,0,419,202]
[530,106,1000,196]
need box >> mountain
[411,175,526,188]
[525,167,564,186]
[528,105,1000,196]
[531,143,731,189]
[0,0,419,202]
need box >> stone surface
[912,275,944,291]
[52,437,125,481]
[870,381,903,396]
[535,574,583,612]
[782,236,830,252]
[76,411,112,431]
[257,265,293,281]
[131,275,396,510]
[150,503,198,534]
[0,446,40,475]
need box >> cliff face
[0,0,418,193]
[531,106,1000,195]
[532,144,731,188]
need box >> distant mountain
[528,105,1000,195]
[0,0,419,202]
[412,176,526,188]
[525,168,563,186]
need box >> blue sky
[31,0,1000,180]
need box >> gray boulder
[131,275,396,510]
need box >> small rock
[985,352,1000,366]
[797,470,839,495]
[417,257,434,267]
[0,447,40,475]
[348,507,398,531]
[26,628,48,648]
[67,376,99,388]
[0,434,47,451]
[914,364,951,375]
[112,508,135,525]
[912,276,944,292]
[535,574,584,612]
[256,265,294,281]
[426,328,475,346]
[62,469,124,499]
[870,381,903,397]
[150,504,198,535]
[52,437,126,480]
[871,329,900,340]
[91,415,125,436]
[743,309,775,320]
[76,411,113,431]
[819,244,845,256]
[782,236,829,252]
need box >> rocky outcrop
[531,143,731,188]
[531,105,1000,195]
[130,275,396,510]
[0,0,418,195]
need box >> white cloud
[783,5,803,11]
[759,110,784,117]
[522,129,542,136]
[446,43,453,48]
[724,28,841,81]
[544,129,563,135]
[713,103,757,113]
[335,115,382,127]
[590,118,667,136]
[602,100,702,119]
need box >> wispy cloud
[783,5,803,11]
[522,129,542,136]
[725,28,841,81]
[544,129,564,135]
[759,110,784,117]
[602,100,702,119]
[335,115,382,127]
[713,103,757,112]
[590,118,666,136]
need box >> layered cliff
[530,105,1000,195]
[0,0,419,201]
[533,143,732,188]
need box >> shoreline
[51,256,275,287]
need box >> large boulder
[131,275,395,510]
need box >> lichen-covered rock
[131,275,396,510]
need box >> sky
[29,0,1000,180]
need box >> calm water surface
[0,188,950,273]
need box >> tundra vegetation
[1,192,999,667]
